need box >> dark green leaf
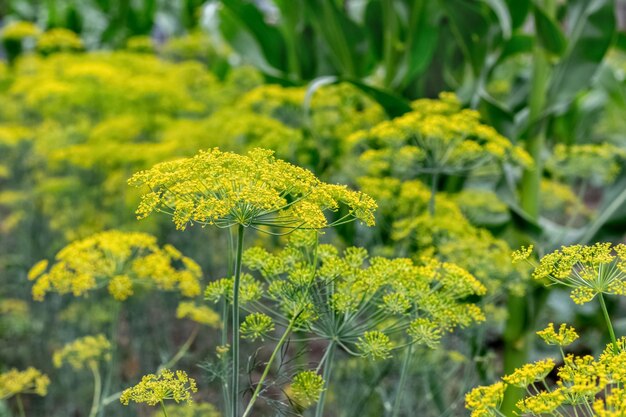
[533,4,566,55]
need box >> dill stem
[242,318,297,417]
[88,363,102,417]
[159,325,199,371]
[160,400,170,417]
[16,394,25,417]
[315,341,336,417]
[231,224,245,417]
[391,342,413,417]
[599,294,618,352]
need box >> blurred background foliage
[1,0,626,416]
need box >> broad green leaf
[483,0,512,39]
[220,0,287,72]
[533,4,566,55]
[505,0,530,28]
[547,0,616,112]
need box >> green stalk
[242,319,298,417]
[88,363,102,417]
[390,343,413,417]
[231,224,245,417]
[502,1,555,414]
[429,172,438,216]
[159,326,200,371]
[160,400,170,417]
[314,342,336,417]
[382,0,398,88]
[16,394,25,417]
[599,294,619,352]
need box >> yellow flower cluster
[530,243,626,304]
[0,21,40,40]
[467,329,626,416]
[361,177,528,297]
[53,334,111,370]
[502,359,555,387]
[28,230,202,301]
[356,331,393,360]
[350,92,532,176]
[464,381,505,417]
[0,367,50,400]
[290,371,325,408]
[547,143,626,184]
[120,369,198,406]
[129,147,377,230]
[242,233,485,355]
[37,28,84,55]
[536,323,579,347]
[176,302,221,328]
[240,312,275,341]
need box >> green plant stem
[382,0,398,88]
[315,341,336,417]
[390,343,413,417]
[16,394,25,417]
[429,172,438,216]
[159,325,200,371]
[242,318,298,417]
[88,363,102,417]
[160,400,170,417]
[599,294,619,352]
[231,224,245,417]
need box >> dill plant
[230,229,486,416]
[0,367,49,417]
[128,147,376,417]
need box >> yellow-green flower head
[120,369,197,406]
[289,371,325,408]
[531,243,626,304]
[408,317,443,348]
[204,273,263,305]
[240,312,274,341]
[356,331,393,360]
[503,359,555,387]
[28,231,202,301]
[36,28,84,55]
[125,36,154,53]
[0,367,50,400]
[557,354,607,399]
[465,382,506,417]
[176,302,221,328]
[53,334,111,370]
[352,92,532,177]
[537,323,579,347]
[128,148,377,230]
[511,245,534,264]
[516,389,566,415]
[547,143,626,185]
[593,387,626,417]
[1,21,40,41]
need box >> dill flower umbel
[28,230,202,301]
[240,312,274,341]
[356,331,393,360]
[120,369,198,406]
[176,302,221,328]
[464,382,505,417]
[526,243,626,304]
[537,323,579,347]
[128,147,376,230]
[0,367,50,399]
[290,371,325,408]
[53,334,112,370]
